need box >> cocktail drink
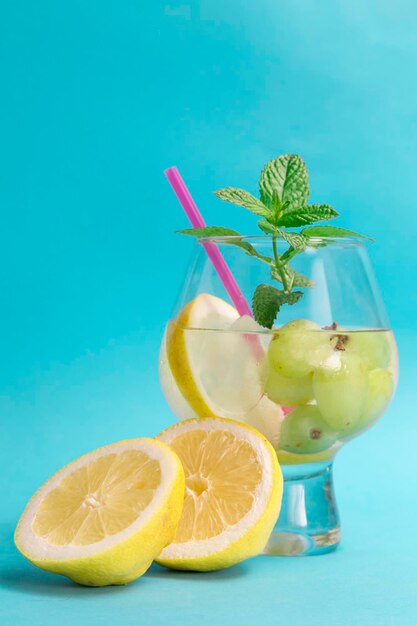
[160,156,398,555]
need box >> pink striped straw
[164,166,253,317]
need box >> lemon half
[156,417,283,571]
[15,439,185,586]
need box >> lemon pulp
[32,450,161,546]
[170,429,263,542]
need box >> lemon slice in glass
[160,294,284,443]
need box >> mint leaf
[276,229,307,251]
[214,188,271,218]
[178,226,274,265]
[291,270,314,288]
[258,220,277,235]
[252,284,303,328]
[179,226,257,257]
[278,204,339,227]
[271,265,313,288]
[178,226,242,238]
[301,225,372,240]
[259,154,309,210]
[258,221,309,254]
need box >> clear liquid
[159,324,398,465]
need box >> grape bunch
[264,320,395,456]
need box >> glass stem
[264,461,341,556]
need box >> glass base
[264,461,340,556]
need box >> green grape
[313,351,368,431]
[361,368,394,425]
[335,331,391,370]
[265,367,314,406]
[279,406,339,454]
[339,368,394,439]
[268,319,329,379]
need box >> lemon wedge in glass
[159,294,284,445]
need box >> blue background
[1,1,416,624]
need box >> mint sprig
[179,154,371,328]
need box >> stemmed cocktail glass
[160,235,397,555]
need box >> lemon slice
[155,417,283,571]
[159,326,199,422]
[15,439,185,586]
[160,294,284,443]
[165,293,244,417]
